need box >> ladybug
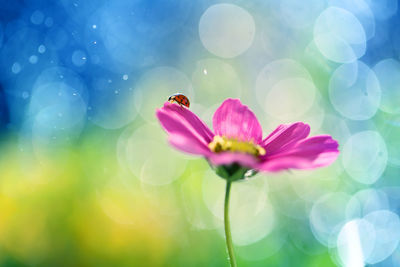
[168,93,190,108]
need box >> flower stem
[224,180,237,267]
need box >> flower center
[208,136,266,157]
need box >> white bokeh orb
[191,58,241,106]
[328,0,375,40]
[346,189,389,219]
[310,192,352,247]
[199,4,255,58]
[314,7,366,63]
[264,77,316,120]
[373,59,400,114]
[364,210,400,264]
[336,219,375,267]
[125,123,187,186]
[329,61,381,120]
[342,131,387,184]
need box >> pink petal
[262,122,310,155]
[168,134,211,156]
[162,102,214,141]
[213,98,263,143]
[259,135,339,172]
[156,102,214,155]
[207,152,260,169]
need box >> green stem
[224,180,237,267]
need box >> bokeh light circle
[31,10,44,25]
[255,59,311,98]
[90,78,137,129]
[364,210,400,264]
[346,189,389,219]
[30,83,87,132]
[28,69,88,160]
[29,55,38,64]
[125,123,187,186]
[373,59,400,114]
[264,77,316,120]
[199,4,255,58]
[38,44,46,54]
[336,219,375,267]
[191,58,241,106]
[314,7,366,63]
[255,59,315,121]
[33,67,89,102]
[342,131,387,184]
[289,164,342,203]
[11,62,22,74]
[44,17,54,28]
[28,68,89,145]
[382,124,400,167]
[328,0,376,40]
[329,61,381,120]
[365,0,398,20]
[320,115,351,145]
[135,66,193,123]
[71,50,87,67]
[0,26,42,80]
[310,192,352,247]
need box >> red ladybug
[168,93,190,108]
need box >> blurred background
[0,0,400,266]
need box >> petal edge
[213,99,263,143]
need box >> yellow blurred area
[0,136,179,266]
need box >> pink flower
[157,98,339,265]
[156,98,339,179]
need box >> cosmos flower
[156,98,339,267]
[156,98,339,180]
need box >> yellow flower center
[208,136,266,157]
